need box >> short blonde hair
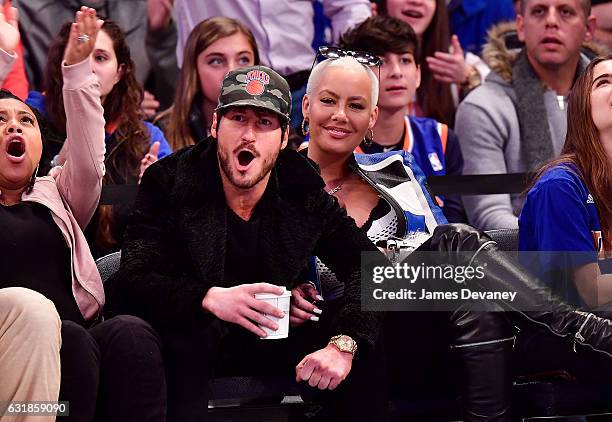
[306,57,379,107]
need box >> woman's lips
[4,136,26,164]
[324,126,352,139]
[386,86,407,93]
[402,9,423,19]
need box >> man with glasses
[106,65,386,421]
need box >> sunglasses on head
[316,46,381,67]
[311,46,382,80]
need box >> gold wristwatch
[329,335,357,356]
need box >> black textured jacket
[106,137,383,353]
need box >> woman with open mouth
[27,18,172,258]
[0,5,63,418]
[0,7,165,421]
[379,0,484,127]
[296,53,612,420]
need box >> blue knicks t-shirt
[519,165,612,306]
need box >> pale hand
[290,283,323,327]
[0,7,19,54]
[147,0,174,31]
[141,90,160,119]
[425,35,471,85]
[139,141,160,182]
[63,7,104,66]
[296,344,353,390]
[202,283,286,337]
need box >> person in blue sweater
[27,19,172,257]
[518,53,612,382]
[520,53,612,308]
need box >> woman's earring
[364,128,374,147]
[301,118,309,136]
[25,163,39,195]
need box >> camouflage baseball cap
[216,65,291,123]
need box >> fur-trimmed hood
[482,21,609,84]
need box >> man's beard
[218,146,279,190]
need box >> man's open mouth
[237,150,256,167]
[6,138,25,158]
[541,37,562,45]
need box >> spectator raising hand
[147,0,174,31]
[34,16,173,258]
[139,141,160,181]
[0,6,19,54]
[141,90,160,119]
[63,7,103,66]
[426,34,472,85]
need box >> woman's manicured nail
[310,316,320,322]
[313,308,322,315]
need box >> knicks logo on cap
[245,70,270,96]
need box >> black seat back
[484,228,518,257]
[95,251,121,283]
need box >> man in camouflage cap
[109,65,385,420]
[216,65,291,123]
[211,65,291,190]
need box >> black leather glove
[418,223,496,263]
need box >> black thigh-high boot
[449,303,514,422]
[424,224,612,359]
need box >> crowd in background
[2,0,611,240]
[0,0,611,421]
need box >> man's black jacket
[105,137,383,353]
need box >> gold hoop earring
[364,128,374,147]
[301,118,309,136]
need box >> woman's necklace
[327,184,343,195]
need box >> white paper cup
[254,288,291,339]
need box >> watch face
[332,335,356,353]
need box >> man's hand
[425,35,470,85]
[139,141,160,182]
[147,0,174,31]
[0,6,19,54]
[296,344,353,390]
[141,90,160,119]
[64,7,104,66]
[202,283,286,337]
[290,283,323,327]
